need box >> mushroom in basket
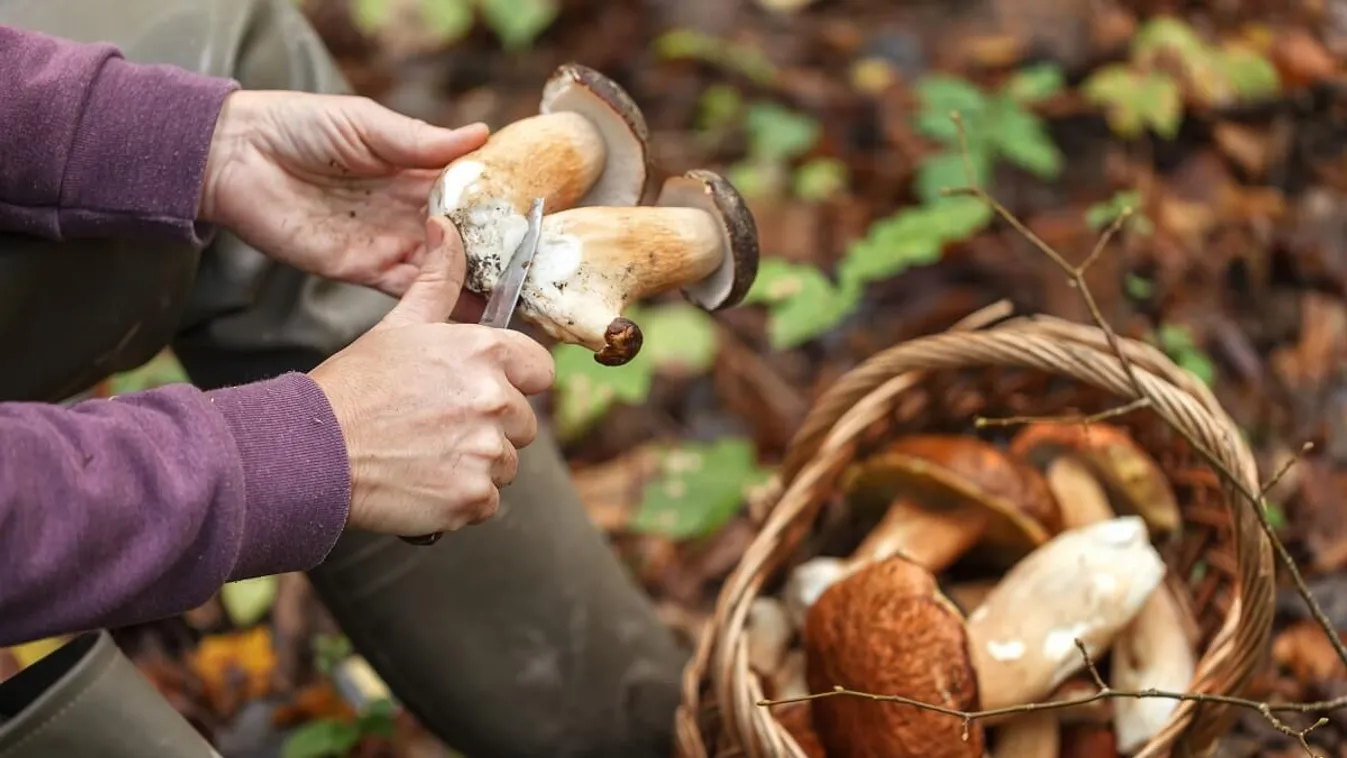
[781,434,1062,628]
[428,63,759,366]
[1017,423,1197,754]
[798,516,1166,758]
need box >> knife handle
[401,532,442,546]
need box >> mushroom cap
[1009,422,1181,534]
[843,435,1062,566]
[803,554,984,758]
[540,63,650,207]
[656,169,761,311]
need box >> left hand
[199,90,489,319]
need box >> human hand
[309,216,556,536]
[200,90,489,321]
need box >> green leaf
[477,0,558,50]
[552,343,652,441]
[914,150,988,205]
[921,195,994,242]
[1082,65,1183,140]
[1263,499,1287,530]
[991,102,1062,179]
[1218,44,1281,100]
[743,259,860,349]
[1156,324,1216,387]
[421,0,475,41]
[725,159,783,201]
[793,157,849,201]
[914,75,988,144]
[651,30,778,85]
[1132,16,1210,66]
[1124,273,1155,300]
[696,84,744,131]
[743,102,820,162]
[282,719,362,758]
[1003,62,1065,105]
[220,575,278,628]
[637,304,718,374]
[839,195,990,288]
[354,699,398,737]
[107,350,190,395]
[350,0,391,34]
[628,438,771,540]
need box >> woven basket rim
[674,305,1275,758]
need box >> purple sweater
[0,26,352,645]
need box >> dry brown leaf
[1273,618,1347,683]
[187,626,278,714]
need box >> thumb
[377,216,466,329]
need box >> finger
[495,386,539,449]
[376,216,465,328]
[492,330,557,396]
[351,99,490,169]
[490,439,519,488]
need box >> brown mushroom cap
[540,63,650,208]
[843,435,1062,567]
[804,554,984,758]
[1009,422,1180,534]
[655,169,760,311]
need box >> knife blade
[401,197,546,547]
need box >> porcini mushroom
[1041,456,1197,754]
[435,166,759,365]
[802,554,984,758]
[991,711,1060,758]
[1010,422,1181,534]
[842,435,1063,573]
[964,516,1165,710]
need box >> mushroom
[802,554,985,758]
[774,701,829,758]
[746,596,793,679]
[1041,456,1196,754]
[427,64,759,366]
[783,556,850,630]
[991,711,1060,758]
[1010,423,1181,534]
[842,435,1063,573]
[965,516,1165,710]
[434,166,759,365]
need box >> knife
[401,197,546,547]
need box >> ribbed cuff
[58,54,239,246]
[208,373,351,580]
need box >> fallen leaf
[1272,619,1347,683]
[189,626,278,714]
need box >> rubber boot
[305,423,689,758]
[0,632,219,758]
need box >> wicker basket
[674,303,1275,758]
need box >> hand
[200,90,489,321]
[310,216,556,535]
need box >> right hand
[309,216,556,536]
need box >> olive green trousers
[0,0,687,755]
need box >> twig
[973,397,1150,429]
[759,640,1332,756]
[941,109,1347,676]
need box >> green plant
[1086,189,1153,236]
[626,437,772,541]
[104,349,190,395]
[351,0,558,51]
[653,29,779,86]
[550,303,718,440]
[1154,323,1216,387]
[220,575,278,628]
[743,66,1064,352]
[281,699,397,758]
[1082,17,1280,139]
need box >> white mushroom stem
[771,650,809,701]
[847,500,989,573]
[1112,585,1197,755]
[991,711,1060,758]
[964,517,1165,711]
[506,206,723,360]
[746,597,793,677]
[1044,458,1196,754]
[783,557,850,631]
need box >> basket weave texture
[674,306,1276,758]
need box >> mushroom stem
[847,498,990,573]
[991,711,1061,758]
[508,205,724,364]
[1044,458,1196,754]
[964,517,1165,711]
[1112,584,1196,755]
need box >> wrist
[199,90,260,226]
